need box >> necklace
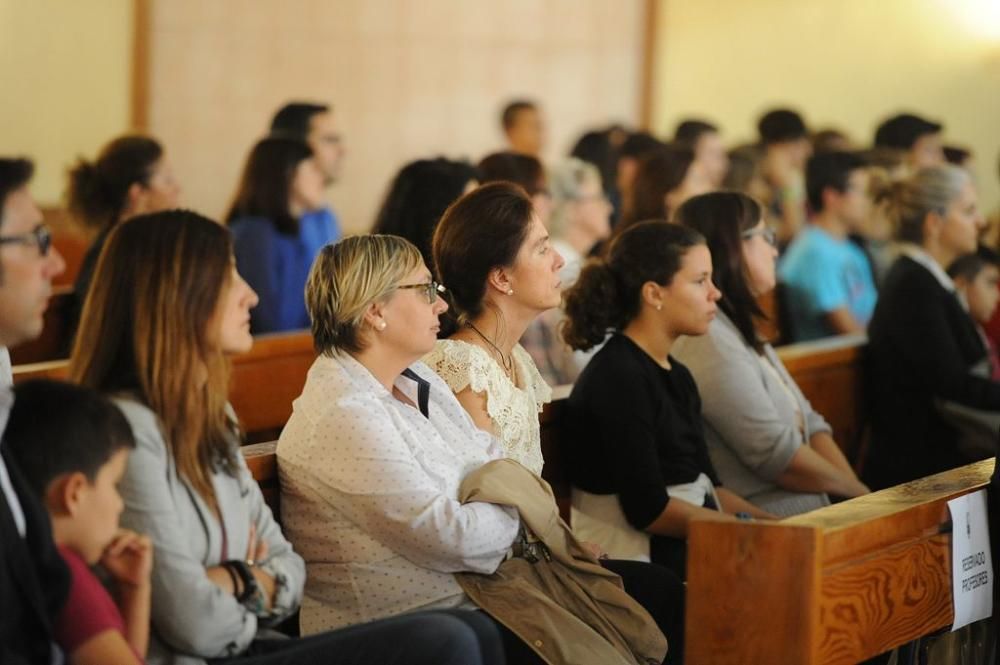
[466,322,515,379]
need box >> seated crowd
[1,96,998,665]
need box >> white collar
[899,244,956,293]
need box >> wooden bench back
[686,458,992,664]
[12,330,317,442]
[776,334,867,465]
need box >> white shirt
[276,353,520,635]
[0,387,26,537]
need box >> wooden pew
[12,330,316,442]
[777,334,867,465]
[243,440,279,516]
[8,286,75,365]
[42,207,90,288]
[686,458,994,664]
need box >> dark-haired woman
[562,220,773,578]
[66,135,180,327]
[671,192,868,516]
[424,182,562,475]
[69,210,506,665]
[371,157,479,273]
[616,142,710,233]
[227,136,332,334]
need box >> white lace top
[424,339,552,475]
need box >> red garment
[54,545,141,662]
[984,302,1000,353]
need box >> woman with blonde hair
[278,230,683,664]
[865,165,999,489]
[70,210,506,665]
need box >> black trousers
[210,609,504,665]
[488,558,686,665]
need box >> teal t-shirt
[778,225,877,341]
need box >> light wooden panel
[144,0,645,233]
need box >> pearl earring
[378,321,387,330]
[507,289,514,296]
[656,304,662,311]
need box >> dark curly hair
[562,221,705,351]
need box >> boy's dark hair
[948,246,1000,283]
[873,113,942,151]
[3,380,136,498]
[806,151,869,211]
[674,119,718,146]
[0,158,34,223]
[269,102,330,140]
[501,100,537,130]
[758,108,808,145]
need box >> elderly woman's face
[379,263,448,358]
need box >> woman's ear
[640,280,664,312]
[487,267,513,296]
[361,300,388,332]
[122,182,149,217]
[923,210,944,243]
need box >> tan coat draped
[456,459,668,665]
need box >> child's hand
[101,530,153,588]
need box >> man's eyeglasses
[0,225,52,257]
[741,226,777,248]
[398,281,447,304]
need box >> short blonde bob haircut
[306,234,424,356]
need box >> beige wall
[652,0,1000,211]
[146,0,645,233]
[0,0,134,206]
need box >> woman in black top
[562,221,774,579]
[865,165,999,490]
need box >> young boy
[949,247,1000,380]
[3,379,151,664]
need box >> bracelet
[223,560,260,604]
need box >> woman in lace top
[424,183,560,475]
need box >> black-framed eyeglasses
[741,226,777,248]
[398,281,447,304]
[0,224,52,257]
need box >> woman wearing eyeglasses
[671,192,869,517]
[277,230,682,664]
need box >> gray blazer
[115,397,305,665]
[672,313,831,516]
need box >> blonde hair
[307,234,424,355]
[547,158,602,238]
[881,165,971,244]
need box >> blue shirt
[778,225,877,342]
[231,207,340,334]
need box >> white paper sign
[948,489,993,630]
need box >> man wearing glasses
[0,157,68,664]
